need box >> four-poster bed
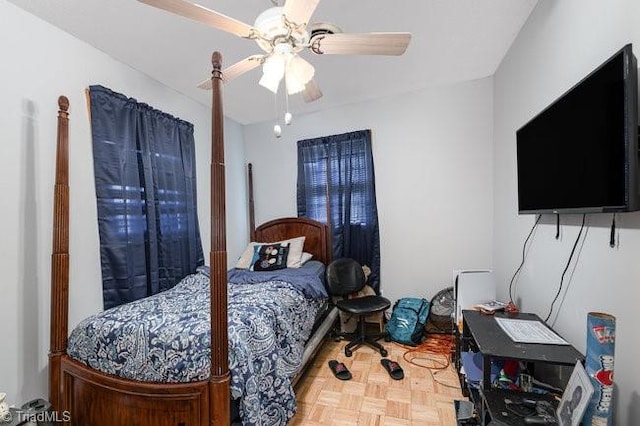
[48,52,335,426]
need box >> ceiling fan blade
[223,55,265,82]
[283,0,320,27]
[197,55,265,89]
[138,0,257,38]
[302,79,323,103]
[311,32,411,56]
[197,78,213,90]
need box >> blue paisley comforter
[67,265,327,425]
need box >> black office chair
[326,258,391,357]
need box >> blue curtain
[89,85,204,309]
[297,130,381,292]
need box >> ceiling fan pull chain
[273,90,282,138]
[284,88,292,125]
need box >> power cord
[609,213,616,248]
[509,214,541,304]
[544,214,586,323]
[394,334,460,389]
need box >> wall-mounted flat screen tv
[516,44,639,214]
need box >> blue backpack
[385,297,431,346]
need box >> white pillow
[236,236,306,269]
[300,252,313,265]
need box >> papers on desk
[494,317,569,345]
[474,300,508,312]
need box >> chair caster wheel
[380,349,388,357]
[345,349,353,357]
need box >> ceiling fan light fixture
[259,71,281,93]
[285,55,315,94]
[285,74,305,94]
[259,46,291,93]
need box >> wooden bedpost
[248,163,256,241]
[209,51,231,426]
[49,96,70,412]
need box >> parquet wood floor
[290,338,464,425]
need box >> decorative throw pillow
[249,243,290,271]
[236,236,306,269]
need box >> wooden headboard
[255,217,331,265]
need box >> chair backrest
[326,258,366,297]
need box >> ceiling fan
[138,0,412,103]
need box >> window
[89,85,203,309]
[297,130,381,292]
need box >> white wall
[243,78,494,306]
[0,0,247,408]
[493,0,640,422]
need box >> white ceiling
[9,0,538,125]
